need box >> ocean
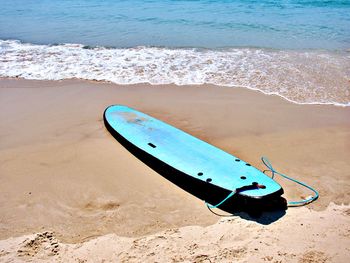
[0,0,349,106]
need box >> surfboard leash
[205,184,258,209]
[205,157,319,213]
[261,157,319,207]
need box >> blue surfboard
[104,105,283,209]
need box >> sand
[0,78,349,262]
[1,203,349,263]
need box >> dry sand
[0,78,349,262]
[1,203,349,263]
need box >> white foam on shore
[1,39,349,106]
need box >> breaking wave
[1,39,349,106]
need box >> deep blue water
[0,0,349,49]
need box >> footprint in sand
[83,199,120,211]
[298,250,329,263]
[17,231,60,258]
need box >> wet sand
[0,78,349,262]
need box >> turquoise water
[1,0,349,49]
[1,1,349,105]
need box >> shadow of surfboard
[103,112,286,224]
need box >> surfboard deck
[104,105,283,203]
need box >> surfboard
[104,105,283,207]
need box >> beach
[0,78,349,262]
[1,0,350,261]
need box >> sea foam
[1,40,349,106]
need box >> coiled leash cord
[261,157,319,206]
[206,157,319,211]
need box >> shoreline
[1,38,349,107]
[3,77,350,108]
[1,78,350,261]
